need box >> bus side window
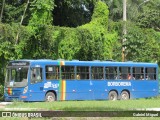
[31,68,42,84]
[119,67,130,80]
[46,66,59,80]
[76,66,89,80]
[133,67,144,80]
[91,67,103,80]
[105,67,118,80]
[61,66,74,80]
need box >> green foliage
[0,0,159,63]
[134,0,160,32]
[22,0,55,59]
[92,2,108,29]
[0,84,4,100]
[15,25,34,59]
[124,23,160,62]
[0,23,21,85]
[0,23,16,60]
[0,0,30,24]
[105,0,123,21]
[52,0,117,60]
[53,0,95,27]
[29,0,54,26]
[79,1,117,60]
[108,21,122,61]
[137,9,160,31]
[55,27,81,60]
[15,25,56,59]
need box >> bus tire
[120,91,129,100]
[108,91,118,100]
[45,92,56,102]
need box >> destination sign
[8,61,30,66]
[108,82,131,86]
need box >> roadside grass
[2,98,160,120]
[5,98,160,111]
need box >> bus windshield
[5,67,28,87]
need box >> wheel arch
[109,89,119,95]
[121,89,130,96]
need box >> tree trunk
[15,0,30,44]
[0,0,6,22]
[122,0,127,62]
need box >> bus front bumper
[4,94,29,102]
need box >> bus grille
[6,89,22,96]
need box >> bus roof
[9,59,158,67]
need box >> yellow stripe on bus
[8,88,12,95]
[61,80,66,100]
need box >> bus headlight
[23,86,28,94]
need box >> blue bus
[4,59,159,101]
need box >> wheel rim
[121,92,129,100]
[109,93,117,100]
[46,95,55,102]
[122,94,127,100]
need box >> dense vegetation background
[0,0,160,90]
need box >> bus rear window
[145,67,157,80]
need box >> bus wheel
[108,91,118,100]
[120,91,129,100]
[45,92,56,102]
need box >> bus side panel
[106,80,132,99]
[131,80,159,98]
[65,80,77,100]
[76,80,93,100]
[92,80,107,100]
[28,82,46,101]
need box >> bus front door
[28,67,45,101]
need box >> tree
[53,0,96,27]
[0,0,31,24]
[124,22,160,62]
[136,0,160,31]
[105,0,123,21]
[22,0,55,58]
[32,1,117,60]
[15,0,30,44]
[79,1,117,60]
[0,0,6,22]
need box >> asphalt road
[0,102,12,109]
